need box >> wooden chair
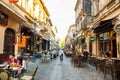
[103,60,113,80]
[111,59,120,80]
[20,66,38,80]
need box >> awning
[93,18,115,33]
[30,29,42,36]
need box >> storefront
[0,11,20,63]
[0,11,19,55]
[93,18,117,57]
[42,38,50,51]
[18,26,33,54]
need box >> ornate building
[0,0,54,63]
[74,0,120,57]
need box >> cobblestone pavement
[34,52,106,80]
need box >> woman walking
[60,53,63,62]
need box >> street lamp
[33,17,37,62]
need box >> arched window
[4,28,15,54]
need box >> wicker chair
[0,71,9,80]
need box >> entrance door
[112,39,117,57]
[89,41,92,56]
[4,28,15,54]
[112,32,117,57]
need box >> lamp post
[33,17,37,62]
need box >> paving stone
[32,50,111,80]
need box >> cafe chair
[112,60,120,80]
[0,71,9,80]
[19,66,38,80]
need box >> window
[0,11,8,26]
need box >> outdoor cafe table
[0,65,21,78]
[0,64,6,68]
[9,67,22,78]
[3,66,21,78]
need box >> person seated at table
[83,49,89,63]
[104,51,110,58]
[83,49,89,58]
[7,54,19,67]
[7,54,14,64]
[18,56,27,74]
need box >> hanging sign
[99,37,104,41]
[22,36,26,47]
[90,36,95,41]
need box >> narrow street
[0,1,120,80]
[34,50,104,80]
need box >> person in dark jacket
[83,49,89,58]
[83,49,89,62]
[60,53,63,62]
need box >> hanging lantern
[18,42,22,48]
[9,0,19,3]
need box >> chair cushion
[0,71,9,80]
[21,75,32,80]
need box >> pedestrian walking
[60,53,63,62]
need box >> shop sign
[114,24,120,34]
[90,36,95,41]
[99,37,104,41]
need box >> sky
[44,0,77,40]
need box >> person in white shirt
[18,56,27,74]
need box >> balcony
[38,21,47,32]
[40,26,48,32]
[81,16,93,27]
[0,0,26,22]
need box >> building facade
[0,0,54,63]
[74,0,120,58]
[65,24,76,50]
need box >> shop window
[98,32,111,56]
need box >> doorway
[112,33,117,57]
[112,39,117,57]
[4,28,15,54]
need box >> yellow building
[0,0,52,63]
[92,0,120,58]
[74,0,120,58]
